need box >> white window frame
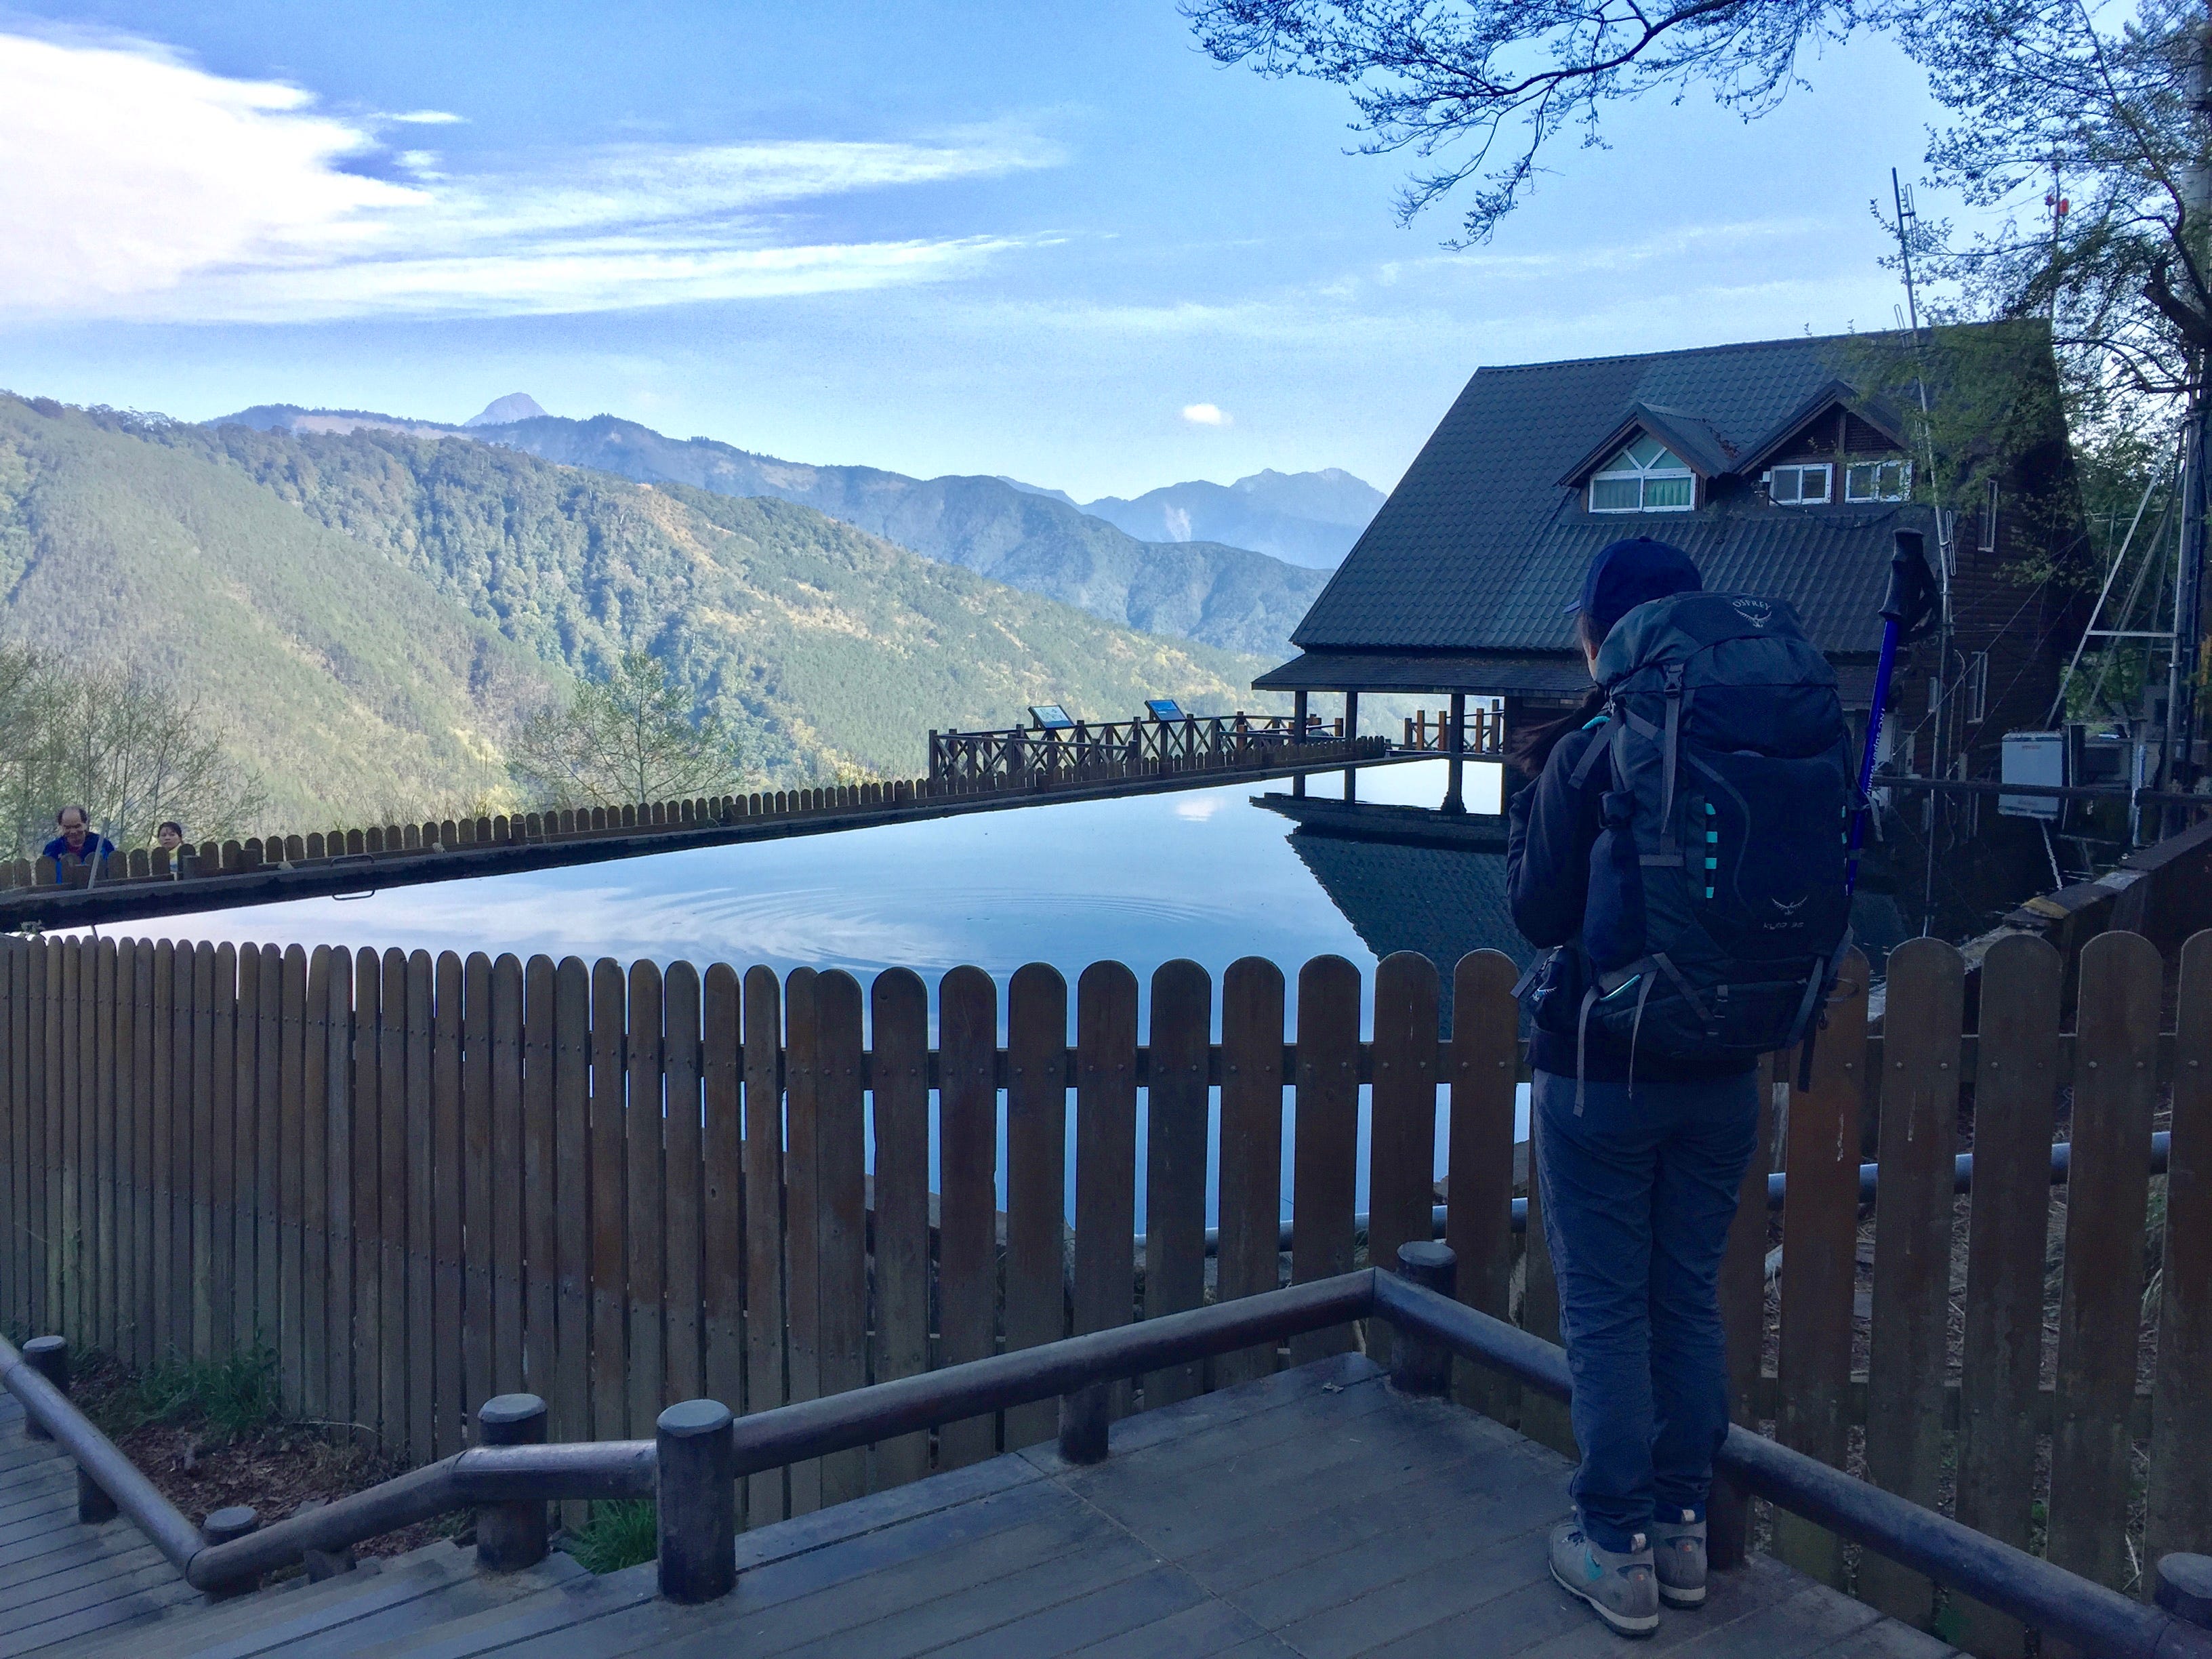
[1967,651,1989,723]
[1588,436,1697,514]
[1765,463,1833,506]
[1844,457,1912,503]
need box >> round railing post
[475,1394,549,1572]
[1391,1242,1458,1397]
[20,1336,65,1442]
[201,1505,262,1599]
[657,1399,735,1603]
[1057,1384,1109,1466]
[21,1336,117,1522]
[2158,1554,2212,1630]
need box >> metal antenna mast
[1892,168,1954,933]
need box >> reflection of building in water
[1257,792,1530,1030]
[1264,790,1921,1019]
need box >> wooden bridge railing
[926,710,1355,787]
[0,933,2203,1655]
[1400,703,1507,754]
[3,731,1385,898]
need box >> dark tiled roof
[1292,331,1942,659]
[1254,650,1592,694]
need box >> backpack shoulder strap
[1568,718,1613,790]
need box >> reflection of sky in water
[137,759,1525,1218]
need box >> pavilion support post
[1343,691,1360,800]
[1292,689,1309,797]
[1443,692,1467,813]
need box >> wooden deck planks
[27,1355,1955,1659]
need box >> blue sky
[0,2,1955,499]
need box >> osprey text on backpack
[1563,590,1855,1091]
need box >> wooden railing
[1400,703,1506,754]
[1,933,2205,1655]
[4,733,1385,899]
[926,710,1351,787]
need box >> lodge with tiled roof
[1259,325,2086,808]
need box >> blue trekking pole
[1845,529,1931,898]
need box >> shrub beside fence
[0,931,2203,1656]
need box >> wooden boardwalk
[52,1355,1959,1658]
[0,1390,194,1655]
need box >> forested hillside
[0,396,567,829]
[451,413,1331,656]
[0,395,1270,826]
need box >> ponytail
[1507,613,1606,778]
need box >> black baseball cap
[1565,537,1703,639]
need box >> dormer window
[1845,458,1912,502]
[1766,463,1831,506]
[1589,436,1695,513]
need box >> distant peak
[464,393,547,427]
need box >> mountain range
[0,394,1272,825]
[220,403,1366,655]
[1080,469,1382,569]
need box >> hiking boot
[1650,1509,1707,1607]
[1549,1520,1660,1637]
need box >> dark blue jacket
[1507,723,1753,1082]
[41,834,115,880]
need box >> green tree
[0,640,268,859]
[508,652,754,810]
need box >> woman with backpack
[1506,536,1852,1637]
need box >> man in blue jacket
[42,805,115,883]
[1506,538,1759,1637]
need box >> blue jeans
[1532,1067,1759,1553]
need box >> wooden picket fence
[0,931,2204,1654]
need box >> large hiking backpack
[1565,590,1854,1076]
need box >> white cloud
[1181,402,1229,426]
[384,109,465,125]
[0,30,1054,321]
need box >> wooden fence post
[254,946,282,1371]
[624,960,667,1439]
[813,971,867,1504]
[1862,938,1965,1626]
[1144,960,1210,1409]
[740,965,785,1526]
[2148,930,2212,1603]
[1073,962,1139,1419]
[1771,947,1868,1589]
[1366,951,1439,1372]
[700,963,744,1479]
[663,961,705,1409]
[551,957,592,1534]
[377,948,408,1457]
[939,964,1002,1466]
[1446,951,1519,1427]
[462,954,495,1443]
[589,959,628,1446]
[1214,958,1285,1392]
[2047,930,2160,1620]
[1954,933,2062,1657]
[431,953,465,1458]
[868,969,930,1484]
[1290,956,1359,1365]
[1003,964,1069,1448]
[782,967,822,1513]
[1711,1052,1776,1573]
[278,947,307,1412]
[404,951,435,1467]
[491,956,527,1407]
